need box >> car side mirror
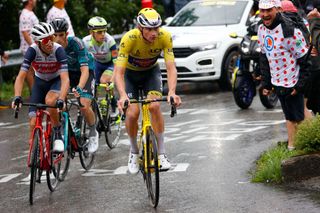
[165,17,174,25]
[229,32,238,39]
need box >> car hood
[164,25,245,47]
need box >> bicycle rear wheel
[145,127,160,208]
[78,115,95,170]
[29,129,40,205]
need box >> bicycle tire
[103,113,122,149]
[145,127,160,208]
[58,115,72,181]
[46,133,61,192]
[78,115,95,170]
[29,129,40,205]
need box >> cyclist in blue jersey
[12,22,70,153]
[51,18,99,153]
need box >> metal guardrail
[0,33,125,68]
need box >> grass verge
[0,82,29,101]
[251,143,304,184]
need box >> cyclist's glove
[56,99,64,110]
[75,86,83,96]
[13,96,22,107]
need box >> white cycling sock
[156,133,165,154]
[129,136,139,154]
[89,124,97,137]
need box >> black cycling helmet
[50,18,69,33]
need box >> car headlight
[198,42,220,51]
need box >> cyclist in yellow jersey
[115,8,181,174]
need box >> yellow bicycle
[123,95,176,207]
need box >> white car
[158,0,254,90]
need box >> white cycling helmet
[31,22,55,41]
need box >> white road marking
[181,127,208,134]
[168,120,201,127]
[0,173,22,183]
[11,154,28,161]
[0,140,9,144]
[2,123,28,129]
[169,163,189,172]
[185,134,242,143]
[0,122,12,127]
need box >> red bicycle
[14,103,63,205]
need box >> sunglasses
[92,29,107,33]
[39,36,53,45]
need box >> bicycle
[14,103,62,205]
[58,94,96,181]
[94,83,123,149]
[123,94,177,208]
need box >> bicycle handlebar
[121,96,177,120]
[14,103,60,119]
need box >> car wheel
[219,50,239,91]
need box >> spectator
[258,0,311,150]
[46,0,75,37]
[19,0,39,93]
[306,7,320,114]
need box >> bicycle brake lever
[121,100,129,121]
[14,107,19,119]
[170,96,177,118]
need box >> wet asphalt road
[1,82,320,212]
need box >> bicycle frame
[27,109,53,170]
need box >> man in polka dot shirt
[258,0,311,151]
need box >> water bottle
[100,99,107,116]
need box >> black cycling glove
[56,99,64,110]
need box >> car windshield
[168,0,248,26]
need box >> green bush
[295,115,320,153]
[251,144,301,183]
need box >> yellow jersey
[116,28,175,71]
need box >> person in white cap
[257,0,311,151]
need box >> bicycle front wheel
[29,129,40,205]
[46,134,61,192]
[145,127,160,208]
[78,115,95,170]
[103,113,122,149]
[58,116,72,181]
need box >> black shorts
[69,71,95,99]
[29,76,61,117]
[275,86,304,122]
[125,65,163,100]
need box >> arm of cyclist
[165,60,181,107]
[56,47,70,108]
[12,47,36,108]
[72,65,89,97]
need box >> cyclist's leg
[45,77,61,127]
[125,70,140,153]
[144,65,165,154]
[125,69,141,174]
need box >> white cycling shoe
[88,130,99,153]
[53,139,64,153]
[128,153,139,174]
[159,154,171,170]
